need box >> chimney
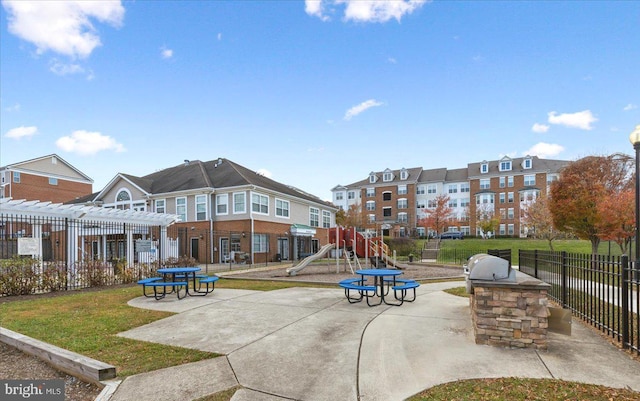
[184,160,189,166]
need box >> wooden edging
[0,326,116,385]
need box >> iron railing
[519,250,639,355]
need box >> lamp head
[629,124,640,146]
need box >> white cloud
[547,110,597,130]
[161,47,173,59]
[2,0,125,59]
[217,33,222,41]
[387,57,397,64]
[531,123,550,133]
[5,126,38,139]
[56,130,125,155]
[524,142,564,158]
[306,0,426,23]
[623,104,638,111]
[344,99,383,120]
[256,168,272,178]
[49,59,85,76]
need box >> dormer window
[481,162,489,174]
[499,157,512,172]
[383,169,394,182]
[369,172,377,183]
[523,157,532,169]
[400,168,408,180]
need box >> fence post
[534,249,538,278]
[561,251,568,308]
[622,254,629,350]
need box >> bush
[41,261,67,292]
[387,238,419,257]
[163,256,199,267]
[0,256,39,296]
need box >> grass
[1,278,638,400]
[408,377,640,401]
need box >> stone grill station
[465,254,551,350]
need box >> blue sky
[1,0,639,202]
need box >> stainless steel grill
[464,253,516,293]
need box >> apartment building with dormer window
[332,156,568,238]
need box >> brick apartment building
[331,155,568,238]
[0,154,93,204]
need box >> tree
[550,153,634,256]
[417,194,453,235]
[476,203,499,238]
[595,189,635,254]
[339,203,365,229]
[522,194,558,250]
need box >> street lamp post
[628,125,640,278]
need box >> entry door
[220,238,229,263]
[277,238,289,260]
[190,238,199,260]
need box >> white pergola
[0,198,180,266]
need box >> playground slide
[381,253,410,270]
[286,243,336,276]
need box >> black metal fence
[519,250,640,355]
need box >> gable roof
[1,154,93,183]
[93,158,334,208]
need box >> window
[383,171,393,182]
[499,208,507,219]
[309,207,319,227]
[499,224,506,235]
[322,210,331,228]
[508,176,514,187]
[500,160,512,171]
[383,192,392,201]
[253,234,268,253]
[481,163,488,174]
[252,193,269,214]
[417,200,427,208]
[448,199,458,208]
[507,208,514,219]
[366,188,375,197]
[366,201,375,211]
[480,179,490,189]
[460,198,470,207]
[49,177,58,186]
[335,192,344,201]
[427,184,437,194]
[368,214,376,223]
[460,183,470,193]
[547,174,559,185]
[400,169,408,180]
[116,190,130,202]
[499,177,506,188]
[13,172,20,183]
[524,175,536,186]
[398,212,408,223]
[416,185,426,195]
[508,192,514,203]
[216,194,228,215]
[448,184,458,194]
[369,173,377,183]
[383,207,392,217]
[508,224,515,235]
[427,199,437,208]
[398,185,407,195]
[233,192,246,214]
[397,198,408,209]
[499,193,506,203]
[176,197,186,222]
[156,199,166,214]
[196,194,207,221]
[276,199,289,217]
[347,191,355,200]
[477,193,494,204]
[523,158,532,169]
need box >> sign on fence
[17,238,40,256]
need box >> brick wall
[9,174,92,203]
[469,279,550,350]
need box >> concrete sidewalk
[109,282,639,401]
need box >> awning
[290,224,316,236]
